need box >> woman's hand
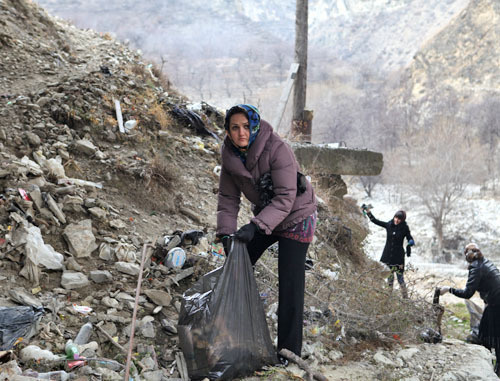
[216,235,231,256]
[234,222,258,243]
[440,286,450,295]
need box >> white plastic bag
[114,242,137,263]
[25,226,64,270]
[45,157,66,179]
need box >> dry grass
[141,154,178,193]
[150,63,172,91]
[148,102,171,129]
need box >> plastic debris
[0,306,44,350]
[72,304,92,315]
[166,247,186,269]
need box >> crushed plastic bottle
[24,370,70,380]
[74,322,92,345]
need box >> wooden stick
[175,352,189,381]
[278,349,329,381]
[95,321,127,354]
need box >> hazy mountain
[393,0,500,125]
[35,0,499,151]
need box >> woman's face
[393,217,401,225]
[228,113,250,147]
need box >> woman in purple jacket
[216,104,317,361]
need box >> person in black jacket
[366,209,415,298]
[440,243,500,376]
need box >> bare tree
[359,175,381,198]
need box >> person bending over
[440,243,500,376]
[216,104,317,363]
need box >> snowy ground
[346,179,500,306]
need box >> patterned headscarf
[224,104,261,160]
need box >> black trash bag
[419,328,442,344]
[0,306,44,350]
[178,240,277,380]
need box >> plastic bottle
[74,322,93,345]
[25,370,70,380]
[65,340,79,359]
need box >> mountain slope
[393,0,500,118]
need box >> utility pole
[291,0,311,142]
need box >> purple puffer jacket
[217,120,317,235]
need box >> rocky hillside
[393,0,500,124]
[0,1,499,380]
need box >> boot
[400,283,409,299]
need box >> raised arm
[366,211,388,229]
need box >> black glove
[234,222,258,243]
[216,235,231,256]
[406,245,411,257]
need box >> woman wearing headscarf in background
[440,243,500,376]
[365,208,415,298]
[216,104,317,363]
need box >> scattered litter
[72,304,92,315]
[0,306,45,350]
[18,188,30,201]
[166,247,186,269]
[213,165,221,176]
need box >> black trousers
[247,231,309,357]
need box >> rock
[61,272,90,290]
[88,206,107,219]
[94,368,121,380]
[90,270,113,283]
[397,347,420,362]
[143,289,172,306]
[115,262,140,276]
[63,219,98,258]
[8,288,41,307]
[101,322,117,336]
[74,139,98,155]
[328,349,344,361]
[139,318,156,338]
[140,370,164,381]
[109,219,127,229]
[160,319,177,334]
[114,292,146,304]
[99,243,113,261]
[141,355,156,371]
[66,257,83,271]
[101,296,120,308]
[374,351,394,366]
[44,192,66,224]
[25,131,41,146]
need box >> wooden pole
[292,0,308,127]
